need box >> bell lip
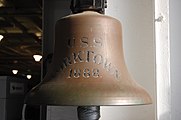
[24,83,152,106]
[24,99,152,106]
[24,91,152,106]
[24,77,152,106]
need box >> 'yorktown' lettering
[59,50,120,80]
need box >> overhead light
[33,54,42,62]
[0,0,6,7]
[0,35,3,41]
[0,3,3,7]
[12,70,18,74]
[35,32,41,37]
[27,75,32,79]
[0,0,4,7]
[35,32,42,39]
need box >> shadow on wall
[47,106,78,120]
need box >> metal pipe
[77,106,100,120]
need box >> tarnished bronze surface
[25,11,152,106]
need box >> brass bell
[25,0,152,106]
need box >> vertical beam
[40,0,46,119]
[155,0,171,120]
[40,105,47,120]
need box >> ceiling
[0,0,42,82]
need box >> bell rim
[25,82,152,106]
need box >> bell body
[25,11,152,106]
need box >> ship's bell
[25,0,152,106]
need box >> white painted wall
[44,0,156,120]
[170,0,181,119]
